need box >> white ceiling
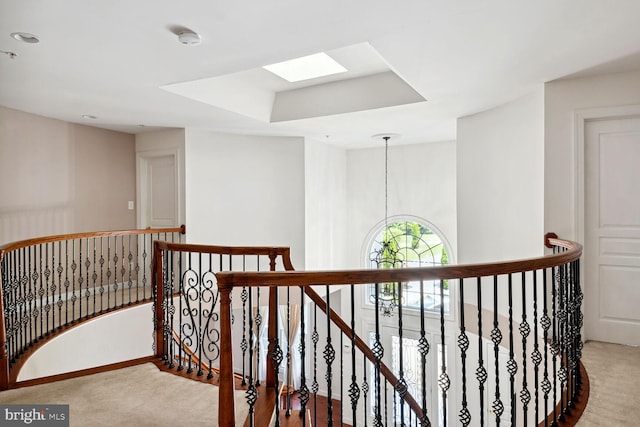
[1,0,640,149]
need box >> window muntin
[368,220,450,314]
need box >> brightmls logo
[0,405,68,426]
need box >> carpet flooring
[0,340,636,426]
[577,340,640,426]
[0,363,249,426]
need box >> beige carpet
[0,363,249,426]
[578,341,640,426]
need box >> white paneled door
[585,116,640,345]
[138,152,179,229]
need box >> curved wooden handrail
[0,225,186,256]
[215,236,581,289]
[0,225,186,390]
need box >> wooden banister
[218,286,236,427]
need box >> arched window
[367,218,452,315]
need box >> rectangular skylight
[263,52,347,83]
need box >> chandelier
[369,134,403,316]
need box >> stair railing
[0,225,186,390]
[215,234,584,426]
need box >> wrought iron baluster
[142,234,149,301]
[363,352,369,427]
[349,284,360,426]
[91,238,97,316]
[551,265,559,424]
[246,284,257,427]
[84,238,91,318]
[272,285,283,427]
[520,272,531,425]
[324,284,335,427]
[438,279,450,427]
[77,240,82,320]
[286,285,292,416]
[43,244,51,337]
[28,246,34,346]
[476,277,486,427]
[541,268,551,427]
[491,275,504,425]
[532,270,542,425]
[458,278,470,426]
[507,274,518,425]
[120,235,125,308]
[372,282,383,427]
[299,287,309,425]
[312,304,319,427]
[197,253,203,377]
[127,234,133,305]
[57,242,63,330]
[241,257,248,386]
[397,281,407,426]
[38,244,45,340]
[418,280,429,427]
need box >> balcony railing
[0,226,186,388]
[0,230,585,426]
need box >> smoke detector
[178,31,201,45]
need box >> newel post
[152,241,165,360]
[266,250,278,388]
[0,252,9,390]
[218,284,236,426]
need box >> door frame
[136,148,182,229]
[574,104,640,245]
[574,104,640,341]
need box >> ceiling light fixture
[178,31,201,45]
[82,115,97,119]
[263,52,347,83]
[369,133,402,316]
[1,50,17,59]
[10,32,39,44]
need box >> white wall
[457,89,545,264]
[544,70,640,240]
[347,140,457,269]
[304,138,348,270]
[0,106,136,244]
[18,304,153,381]
[184,130,306,269]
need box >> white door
[584,116,640,345]
[138,153,179,228]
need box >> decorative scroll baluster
[246,284,257,427]
[349,284,360,426]
[362,352,369,427]
[532,270,542,425]
[299,287,309,424]
[57,242,63,330]
[476,277,486,427]
[44,244,51,337]
[372,282,383,427]
[397,281,407,426]
[458,278,471,426]
[255,286,262,387]
[541,267,552,426]
[312,305,319,427]
[491,275,504,425]
[77,240,83,320]
[120,236,126,308]
[551,265,559,424]
[271,285,283,427]
[520,272,531,425]
[38,244,44,340]
[438,279,450,427]
[418,280,429,427]
[85,238,91,318]
[142,236,148,301]
[286,285,292,416]
[324,284,335,427]
[507,274,517,425]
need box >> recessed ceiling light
[10,32,39,44]
[82,115,97,119]
[263,52,347,83]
